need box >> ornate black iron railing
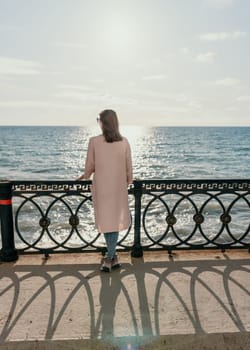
[138,180,250,254]
[0,179,249,261]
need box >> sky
[0,0,249,126]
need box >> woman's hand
[76,175,84,181]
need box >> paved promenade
[0,250,250,349]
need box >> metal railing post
[131,180,143,257]
[0,181,18,262]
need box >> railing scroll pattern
[139,180,250,253]
[11,181,132,255]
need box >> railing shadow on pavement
[0,254,249,345]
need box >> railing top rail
[140,179,250,184]
[10,179,250,194]
[12,180,92,194]
[139,179,250,193]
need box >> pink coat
[84,135,133,234]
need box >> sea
[0,125,249,249]
[1,125,250,180]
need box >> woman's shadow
[98,270,122,338]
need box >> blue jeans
[104,232,119,259]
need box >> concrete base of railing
[1,332,250,350]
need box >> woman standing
[77,109,133,272]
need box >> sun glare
[99,16,137,54]
[121,125,151,149]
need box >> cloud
[0,25,19,32]
[187,101,203,109]
[54,91,89,101]
[236,95,250,101]
[57,84,92,91]
[0,57,43,75]
[215,77,240,86]
[195,52,216,63]
[142,74,166,81]
[54,84,139,107]
[55,42,87,49]
[199,31,246,41]
[203,0,238,9]
[55,85,112,103]
[173,94,202,109]
[180,47,191,55]
[224,106,239,112]
[0,100,81,109]
[55,84,102,101]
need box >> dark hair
[99,109,123,143]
